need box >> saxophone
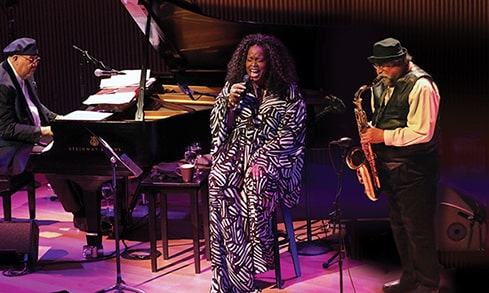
[345,77,382,201]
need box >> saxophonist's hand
[361,127,384,144]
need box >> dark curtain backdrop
[0,0,487,174]
[0,0,167,113]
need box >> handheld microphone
[234,74,250,112]
[94,69,126,77]
[239,74,250,97]
[242,74,250,86]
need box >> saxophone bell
[345,147,365,170]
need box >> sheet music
[82,91,136,105]
[81,70,155,105]
[60,110,113,121]
[99,69,151,89]
[120,153,143,177]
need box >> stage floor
[0,174,486,293]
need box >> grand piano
[31,84,217,252]
[30,0,326,252]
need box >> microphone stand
[322,139,350,293]
[6,0,18,42]
[90,130,144,293]
[74,51,87,101]
[296,107,337,256]
[72,45,114,101]
[296,147,331,256]
[73,45,111,71]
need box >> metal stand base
[92,135,145,293]
[97,282,145,293]
[297,239,331,256]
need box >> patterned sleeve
[250,85,307,207]
[209,82,231,159]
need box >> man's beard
[380,76,394,87]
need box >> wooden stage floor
[0,175,484,293]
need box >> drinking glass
[191,142,202,163]
[190,142,203,176]
[184,145,197,165]
[100,182,114,216]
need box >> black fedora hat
[367,37,407,64]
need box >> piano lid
[121,0,322,87]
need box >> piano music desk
[141,168,210,274]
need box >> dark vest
[371,63,440,161]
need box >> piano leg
[82,182,104,257]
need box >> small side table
[141,168,210,273]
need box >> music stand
[90,131,144,293]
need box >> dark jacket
[0,60,57,175]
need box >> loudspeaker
[435,185,487,251]
[0,221,39,271]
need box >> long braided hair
[225,33,299,97]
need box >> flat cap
[3,37,39,56]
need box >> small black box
[0,221,39,271]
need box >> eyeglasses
[19,55,41,64]
[372,61,399,70]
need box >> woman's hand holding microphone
[228,82,247,109]
[228,75,250,109]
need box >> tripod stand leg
[119,284,146,293]
[96,161,146,293]
[96,282,146,293]
[322,251,339,269]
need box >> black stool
[0,171,36,221]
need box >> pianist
[0,37,60,175]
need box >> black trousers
[378,156,440,289]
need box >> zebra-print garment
[208,82,306,293]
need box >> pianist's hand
[41,126,54,136]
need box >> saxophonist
[361,38,441,293]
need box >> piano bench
[141,169,210,274]
[0,171,36,221]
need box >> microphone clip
[330,137,353,149]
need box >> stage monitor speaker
[435,184,487,251]
[0,221,39,271]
